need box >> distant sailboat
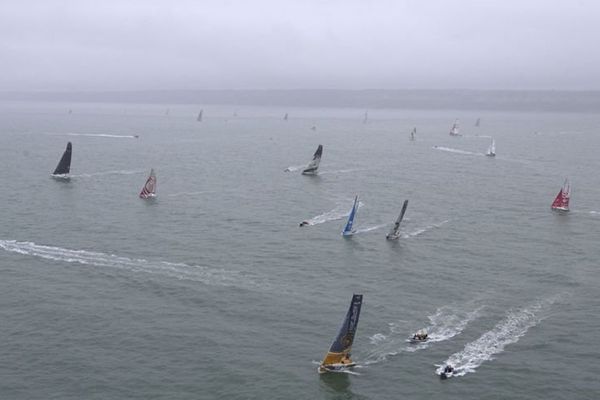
[551,178,570,212]
[486,138,496,157]
[475,118,481,127]
[302,145,323,175]
[165,108,170,116]
[51,142,72,179]
[342,196,359,236]
[311,125,317,131]
[197,109,203,122]
[318,294,363,374]
[386,200,409,240]
[363,110,368,124]
[284,113,289,121]
[139,169,157,199]
[410,127,416,141]
[68,109,72,114]
[449,119,461,136]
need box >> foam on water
[436,296,559,378]
[364,305,482,364]
[302,201,364,226]
[354,223,388,234]
[284,165,305,172]
[433,146,484,157]
[70,169,144,178]
[45,132,139,139]
[402,220,450,238]
[0,240,265,290]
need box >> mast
[52,142,72,176]
[319,294,363,371]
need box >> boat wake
[167,191,213,197]
[0,240,264,290]
[302,202,364,226]
[284,165,305,172]
[436,297,558,378]
[433,146,483,157]
[70,169,144,178]
[354,223,388,234]
[46,132,139,139]
[363,305,482,364]
[319,168,365,176]
[402,220,449,238]
[589,211,600,216]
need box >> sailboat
[139,169,157,199]
[51,142,72,179]
[302,145,323,175]
[449,119,461,136]
[386,200,409,240]
[318,294,363,374]
[197,109,203,122]
[342,196,359,237]
[551,178,570,212]
[363,110,368,124]
[475,118,481,127]
[486,138,496,157]
[284,113,288,121]
[410,127,416,141]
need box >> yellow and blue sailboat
[318,294,363,374]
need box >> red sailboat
[139,169,156,199]
[551,178,570,211]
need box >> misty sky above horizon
[1,0,599,92]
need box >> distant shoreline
[1,89,600,113]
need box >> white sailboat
[486,138,496,157]
[449,119,461,136]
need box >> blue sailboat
[342,195,359,236]
[318,294,363,373]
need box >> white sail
[486,138,496,156]
[450,119,460,136]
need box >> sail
[53,142,72,175]
[284,113,288,121]
[197,109,203,122]
[551,179,570,210]
[139,169,157,198]
[301,145,323,174]
[487,139,496,156]
[387,200,409,237]
[410,127,416,141]
[321,294,363,367]
[450,119,460,136]
[363,110,368,124]
[475,118,480,127]
[342,196,359,235]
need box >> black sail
[53,142,72,175]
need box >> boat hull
[551,206,569,212]
[408,338,428,344]
[386,233,401,240]
[342,230,356,237]
[318,362,357,374]
[301,169,318,175]
[440,372,453,380]
[51,174,71,181]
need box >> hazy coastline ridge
[3,89,600,113]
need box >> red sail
[551,180,570,210]
[139,169,156,198]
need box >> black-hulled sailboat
[51,142,72,179]
[302,145,323,175]
[386,200,409,240]
[139,169,157,199]
[318,294,363,374]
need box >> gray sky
[1,0,599,91]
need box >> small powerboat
[440,365,454,380]
[408,329,429,344]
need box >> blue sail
[320,294,363,368]
[342,196,359,236]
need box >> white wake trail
[354,223,388,234]
[45,132,139,139]
[433,146,483,157]
[302,202,364,226]
[436,297,558,378]
[70,169,144,178]
[402,220,450,238]
[0,240,264,290]
[363,305,482,364]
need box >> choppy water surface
[0,101,599,399]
